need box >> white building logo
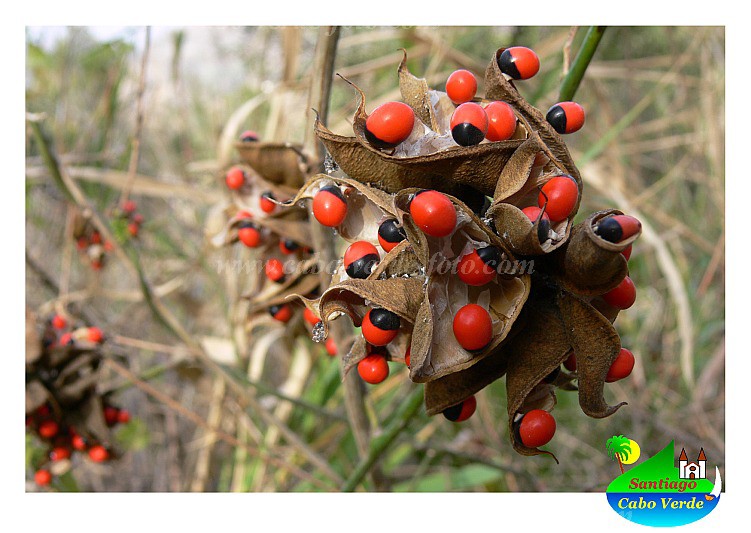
[678,448,707,480]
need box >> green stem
[558,26,607,102]
[341,387,423,492]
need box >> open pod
[484,47,581,181]
[244,257,320,314]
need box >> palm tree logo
[606,435,640,474]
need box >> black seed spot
[346,254,379,279]
[595,217,623,243]
[378,219,406,244]
[451,123,485,146]
[546,105,567,134]
[498,49,522,80]
[369,308,400,331]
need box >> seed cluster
[26,312,129,487]
[225,46,642,461]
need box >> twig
[559,26,606,102]
[120,27,151,206]
[341,387,423,492]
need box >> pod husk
[244,257,320,313]
[541,209,638,296]
[556,291,626,419]
[503,291,570,459]
[234,141,311,189]
[409,272,530,383]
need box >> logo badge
[605,439,721,527]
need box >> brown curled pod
[555,290,626,419]
[315,56,529,198]
[234,140,312,190]
[539,209,640,296]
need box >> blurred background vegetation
[25,25,724,492]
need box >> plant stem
[341,387,423,492]
[558,26,607,102]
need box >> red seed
[546,101,586,134]
[498,47,540,80]
[260,192,276,214]
[325,337,337,356]
[35,469,52,486]
[38,420,59,439]
[445,69,478,105]
[265,258,286,283]
[450,102,489,146]
[88,445,110,463]
[457,247,500,286]
[50,446,71,461]
[484,101,517,142]
[606,348,635,383]
[442,395,477,422]
[409,190,456,238]
[364,102,415,148]
[357,354,390,384]
[104,406,120,426]
[51,314,67,330]
[303,307,320,327]
[225,167,245,190]
[621,244,633,261]
[87,327,104,343]
[538,175,579,222]
[237,226,262,248]
[117,410,131,424]
[312,186,348,227]
[602,276,636,310]
[563,353,577,372]
[361,308,400,346]
[518,409,556,448]
[453,304,493,351]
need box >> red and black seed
[377,219,407,251]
